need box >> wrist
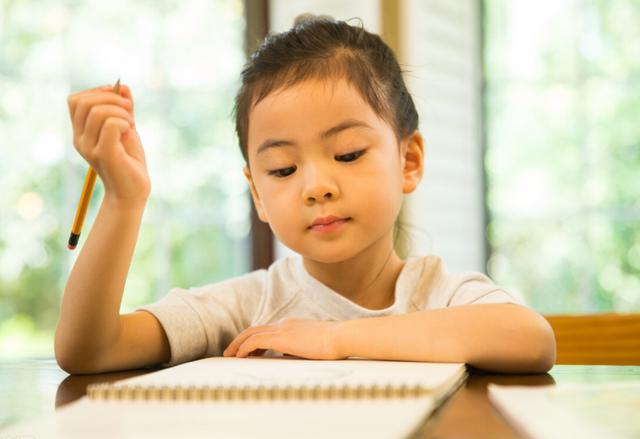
[103,193,148,213]
[331,320,353,360]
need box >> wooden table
[1,358,638,438]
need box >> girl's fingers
[95,116,131,161]
[120,125,144,163]
[67,84,113,102]
[80,104,134,155]
[236,332,279,358]
[94,118,140,178]
[224,325,274,356]
[248,349,267,357]
[73,94,132,137]
[118,84,135,112]
[67,85,117,113]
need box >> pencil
[67,79,121,250]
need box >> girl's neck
[302,237,405,310]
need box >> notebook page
[105,356,466,391]
[0,395,438,439]
[0,358,468,438]
[488,382,640,439]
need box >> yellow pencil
[68,79,121,250]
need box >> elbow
[54,328,73,373]
[55,352,82,375]
[55,350,103,375]
[54,334,82,374]
[55,344,79,375]
[525,312,557,373]
[54,332,102,375]
[490,305,556,374]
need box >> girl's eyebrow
[256,118,372,156]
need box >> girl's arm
[334,303,556,373]
[54,197,170,374]
[55,84,170,374]
[223,303,556,373]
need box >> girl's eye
[266,150,366,178]
[267,167,296,178]
[336,149,366,162]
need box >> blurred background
[0,0,638,361]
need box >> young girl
[55,15,556,375]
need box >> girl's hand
[223,318,346,360]
[67,83,150,207]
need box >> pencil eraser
[68,233,80,250]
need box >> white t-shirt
[136,254,525,368]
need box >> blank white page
[107,356,466,391]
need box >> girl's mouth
[309,218,351,233]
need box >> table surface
[1,358,639,438]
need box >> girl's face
[244,78,421,263]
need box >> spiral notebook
[2,356,467,439]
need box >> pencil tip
[67,244,76,250]
[113,78,122,95]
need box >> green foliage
[0,0,249,359]
[484,0,640,312]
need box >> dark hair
[233,14,419,166]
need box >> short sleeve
[448,272,527,307]
[136,269,266,368]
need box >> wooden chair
[544,313,640,365]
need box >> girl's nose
[302,167,339,205]
[306,190,334,204]
[304,184,337,204]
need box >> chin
[304,254,351,264]
[298,243,366,264]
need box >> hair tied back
[293,13,336,27]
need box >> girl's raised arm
[55,84,169,374]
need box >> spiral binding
[86,383,431,401]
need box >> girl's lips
[309,217,351,233]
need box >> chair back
[544,313,640,365]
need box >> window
[484,0,640,313]
[0,0,250,359]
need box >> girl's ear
[401,131,424,194]
[243,166,269,223]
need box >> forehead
[247,78,386,157]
